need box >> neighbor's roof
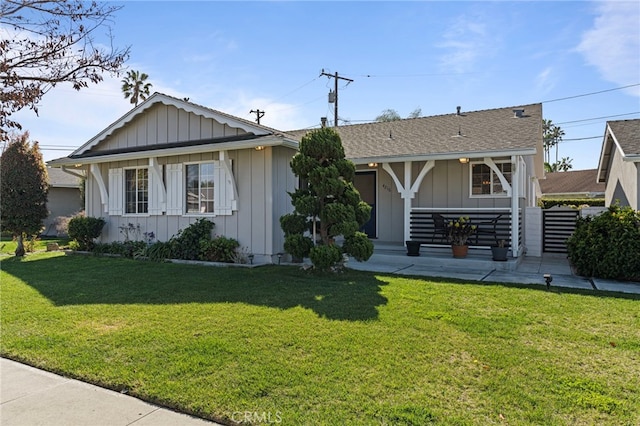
[286,103,543,164]
[540,169,605,196]
[47,167,82,188]
[597,119,640,182]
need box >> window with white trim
[471,161,512,196]
[125,168,149,214]
[186,162,214,214]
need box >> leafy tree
[121,70,153,106]
[376,109,401,122]
[376,107,422,122]
[544,157,573,172]
[0,132,49,256]
[280,127,373,269]
[0,0,130,134]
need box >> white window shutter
[166,164,183,215]
[148,164,165,215]
[108,168,123,215]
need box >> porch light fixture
[459,158,469,164]
[255,145,265,151]
[368,162,378,168]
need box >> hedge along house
[48,93,299,263]
[289,104,544,258]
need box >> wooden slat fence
[543,208,579,253]
[410,209,513,248]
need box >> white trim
[184,160,216,215]
[350,148,537,166]
[48,136,297,167]
[122,166,150,216]
[469,159,512,197]
[511,155,520,257]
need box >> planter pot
[491,246,509,261]
[451,244,468,258]
[406,241,421,257]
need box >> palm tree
[121,70,152,106]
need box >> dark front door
[354,171,376,238]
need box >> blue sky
[12,1,640,170]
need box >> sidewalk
[0,358,221,426]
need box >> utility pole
[249,109,265,124]
[320,69,353,127]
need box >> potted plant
[447,216,476,258]
[405,240,421,256]
[491,240,509,261]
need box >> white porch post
[511,155,520,257]
[89,164,109,213]
[382,160,434,245]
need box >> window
[471,162,512,196]
[186,162,214,214]
[125,168,148,214]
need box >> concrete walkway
[0,358,221,426]
[347,248,640,294]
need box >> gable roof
[286,103,543,165]
[597,118,640,182]
[539,169,605,196]
[50,93,298,166]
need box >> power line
[556,111,640,125]
[541,83,640,103]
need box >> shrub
[342,232,374,262]
[567,205,640,280]
[284,234,314,260]
[92,241,145,258]
[309,244,343,271]
[170,218,214,260]
[199,236,240,263]
[67,216,106,250]
[145,241,173,262]
[538,198,605,209]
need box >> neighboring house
[289,103,544,257]
[49,93,299,263]
[597,119,640,210]
[42,167,84,237]
[539,169,605,200]
[49,94,543,260]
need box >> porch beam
[511,155,520,257]
[483,157,511,196]
[382,160,435,243]
[89,164,109,213]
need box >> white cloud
[577,1,640,97]
[535,67,556,95]
[437,15,492,73]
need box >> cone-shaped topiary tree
[0,132,49,256]
[280,127,373,269]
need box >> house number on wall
[382,184,392,193]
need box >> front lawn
[1,252,638,425]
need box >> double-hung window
[186,162,214,214]
[125,168,148,214]
[471,161,512,196]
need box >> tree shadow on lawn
[1,255,389,321]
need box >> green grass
[1,252,639,425]
[0,236,70,255]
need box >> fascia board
[49,136,297,166]
[348,148,537,165]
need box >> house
[49,92,299,263]
[596,119,640,210]
[42,167,84,237]
[49,94,544,261]
[539,169,605,200]
[290,103,544,258]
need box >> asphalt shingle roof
[608,119,640,156]
[540,169,605,195]
[287,103,543,162]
